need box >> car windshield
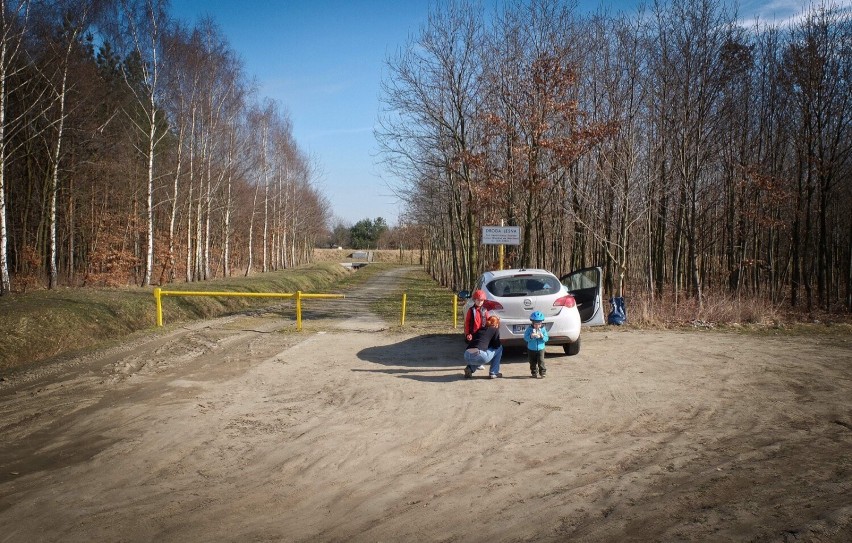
[487,274,560,297]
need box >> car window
[564,269,597,290]
[487,275,560,297]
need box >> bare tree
[649,0,736,307]
[112,0,170,286]
[243,102,272,275]
[378,1,485,289]
[482,0,613,270]
[781,3,852,310]
[572,10,648,296]
[33,0,104,289]
[159,20,196,283]
[0,0,29,294]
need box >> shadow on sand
[356,334,534,383]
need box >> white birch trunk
[245,184,258,276]
[186,159,194,283]
[0,41,9,294]
[0,1,29,295]
[222,144,233,277]
[167,122,183,284]
[48,40,74,289]
[143,95,155,286]
[185,181,193,282]
[195,190,203,280]
[262,184,268,273]
[203,178,211,280]
[185,106,196,282]
[194,127,206,281]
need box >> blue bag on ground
[608,296,626,325]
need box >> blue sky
[169,0,844,226]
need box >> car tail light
[553,295,576,308]
[484,300,504,310]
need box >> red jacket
[464,305,489,337]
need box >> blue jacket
[523,325,549,351]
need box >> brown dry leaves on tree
[83,211,142,287]
[476,52,617,216]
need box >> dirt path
[1,267,850,542]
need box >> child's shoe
[464,367,473,378]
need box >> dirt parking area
[0,268,850,542]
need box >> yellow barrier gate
[153,288,344,331]
[396,293,463,328]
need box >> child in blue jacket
[524,311,549,378]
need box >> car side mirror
[458,290,471,299]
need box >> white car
[460,267,604,355]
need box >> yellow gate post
[400,293,407,326]
[453,294,458,328]
[296,291,302,331]
[154,287,163,327]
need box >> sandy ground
[1,267,850,542]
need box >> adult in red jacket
[464,289,489,342]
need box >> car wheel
[563,338,580,356]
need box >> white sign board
[482,226,521,245]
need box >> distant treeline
[378,0,851,313]
[0,0,327,295]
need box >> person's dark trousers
[528,349,546,376]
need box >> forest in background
[378,0,851,314]
[0,0,327,295]
[1,0,849,320]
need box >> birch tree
[0,0,29,294]
[35,0,102,289]
[243,101,276,276]
[114,0,169,286]
[159,21,195,283]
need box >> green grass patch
[333,262,395,289]
[370,267,461,335]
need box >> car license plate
[512,324,527,334]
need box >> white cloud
[739,0,852,28]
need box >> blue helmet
[530,311,545,322]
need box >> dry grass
[624,289,851,333]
